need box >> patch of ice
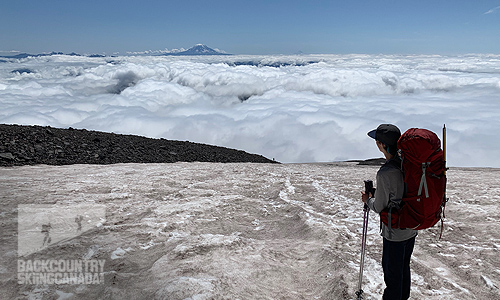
[156,275,217,300]
[172,233,241,257]
[111,247,133,260]
[438,253,456,258]
[109,192,131,199]
[481,275,498,289]
[139,240,157,250]
[252,219,264,231]
[167,231,189,241]
[23,286,50,300]
[412,272,425,286]
[55,290,74,300]
[279,177,295,202]
[347,256,384,298]
[82,245,100,260]
[95,217,105,228]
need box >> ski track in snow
[0,162,499,299]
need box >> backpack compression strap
[417,162,430,200]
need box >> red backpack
[380,128,447,233]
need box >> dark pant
[382,236,416,300]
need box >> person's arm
[366,171,390,213]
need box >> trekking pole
[356,180,373,300]
[440,124,448,239]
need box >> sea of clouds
[1,54,499,167]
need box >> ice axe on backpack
[356,180,376,300]
[443,124,447,176]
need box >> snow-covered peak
[171,44,230,56]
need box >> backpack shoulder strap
[386,156,403,174]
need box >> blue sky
[1,0,499,55]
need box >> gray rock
[0,152,15,160]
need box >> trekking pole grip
[364,180,374,210]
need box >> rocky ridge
[0,124,276,166]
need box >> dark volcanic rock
[356,158,386,166]
[345,158,386,166]
[0,124,277,166]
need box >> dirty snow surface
[1,162,499,299]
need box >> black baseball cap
[367,124,401,146]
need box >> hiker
[42,223,52,247]
[75,215,84,232]
[361,124,417,300]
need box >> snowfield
[0,162,499,299]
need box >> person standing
[361,124,417,300]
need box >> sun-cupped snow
[1,162,499,299]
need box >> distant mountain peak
[164,44,231,56]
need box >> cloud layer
[1,54,499,167]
